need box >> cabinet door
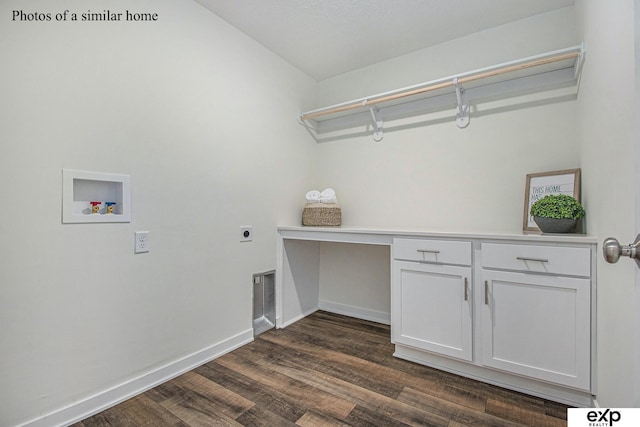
[481,270,590,391]
[392,261,472,361]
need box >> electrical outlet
[135,231,150,253]
[240,226,252,242]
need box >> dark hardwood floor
[74,311,569,426]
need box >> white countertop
[278,225,598,244]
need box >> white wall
[575,0,637,407]
[313,8,580,232]
[318,243,390,324]
[0,1,316,425]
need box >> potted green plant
[530,194,585,233]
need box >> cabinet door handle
[417,249,440,254]
[484,280,489,305]
[516,256,549,263]
[464,277,468,301]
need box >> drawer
[393,238,471,265]
[481,243,591,277]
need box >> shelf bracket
[573,43,586,80]
[297,113,315,130]
[453,77,470,129]
[297,113,321,140]
[369,106,384,142]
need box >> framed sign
[523,168,581,233]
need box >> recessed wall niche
[62,169,131,223]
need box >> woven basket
[302,203,341,226]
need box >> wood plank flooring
[74,311,570,426]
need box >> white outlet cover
[135,231,150,253]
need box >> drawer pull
[464,277,468,301]
[516,256,549,263]
[484,281,488,305]
[417,249,441,254]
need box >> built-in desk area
[276,226,598,407]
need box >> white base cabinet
[391,237,595,406]
[481,270,591,390]
[393,261,473,361]
[392,238,474,362]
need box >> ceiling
[193,0,574,81]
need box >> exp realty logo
[568,408,640,427]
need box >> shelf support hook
[297,113,321,141]
[453,77,470,129]
[369,106,384,142]
[574,43,586,80]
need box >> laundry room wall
[0,0,316,425]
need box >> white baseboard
[394,344,595,408]
[319,300,391,325]
[19,329,254,427]
[279,307,318,329]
